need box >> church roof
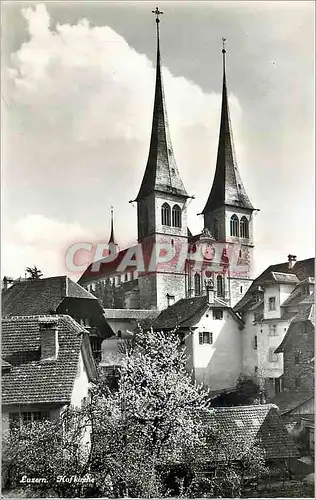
[202,45,254,213]
[135,16,188,201]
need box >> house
[1,276,114,361]
[200,404,300,495]
[1,315,97,434]
[202,404,299,463]
[272,302,314,456]
[103,308,160,338]
[152,285,244,391]
[234,256,314,397]
[78,19,257,311]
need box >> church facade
[79,18,257,311]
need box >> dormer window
[39,320,58,360]
[268,297,276,311]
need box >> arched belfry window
[194,273,201,296]
[161,203,171,226]
[240,216,249,239]
[217,275,224,297]
[172,204,181,228]
[230,214,239,237]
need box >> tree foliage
[25,266,43,281]
[2,329,269,498]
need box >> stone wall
[283,320,314,391]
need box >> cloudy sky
[2,0,314,281]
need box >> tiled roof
[79,247,138,283]
[103,309,159,321]
[275,304,315,353]
[270,390,314,415]
[153,295,243,330]
[202,404,299,460]
[1,359,12,369]
[270,272,300,284]
[2,276,97,317]
[234,258,314,313]
[281,285,303,307]
[1,315,96,405]
[300,292,315,305]
[292,304,315,324]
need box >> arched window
[172,204,181,228]
[213,218,219,239]
[161,203,171,226]
[240,216,249,239]
[230,214,239,237]
[217,275,224,297]
[194,273,201,296]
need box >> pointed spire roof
[202,39,254,214]
[108,206,116,244]
[135,8,188,201]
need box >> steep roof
[2,276,98,317]
[79,247,138,284]
[202,47,254,214]
[202,404,299,460]
[275,304,315,353]
[234,258,315,313]
[1,315,97,406]
[153,295,243,330]
[135,17,188,201]
[270,390,314,415]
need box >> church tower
[202,40,257,306]
[135,8,190,310]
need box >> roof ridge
[213,403,277,411]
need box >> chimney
[39,317,59,360]
[288,254,297,269]
[167,293,175,307]
[205,278,215,304]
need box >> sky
[1,0,314,281]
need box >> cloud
[3,4,246,279]
[3,214,96,279]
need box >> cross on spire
[222,37,226,54]
[152,6,163,23]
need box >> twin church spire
[202,38,254,214]
[135,7,189,201]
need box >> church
[79,9,257,313]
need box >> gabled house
[1,315,97,433]
[203,404,299,463]
[234,256,314,397]
[153,287,244,391]
[1,276,114,361]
